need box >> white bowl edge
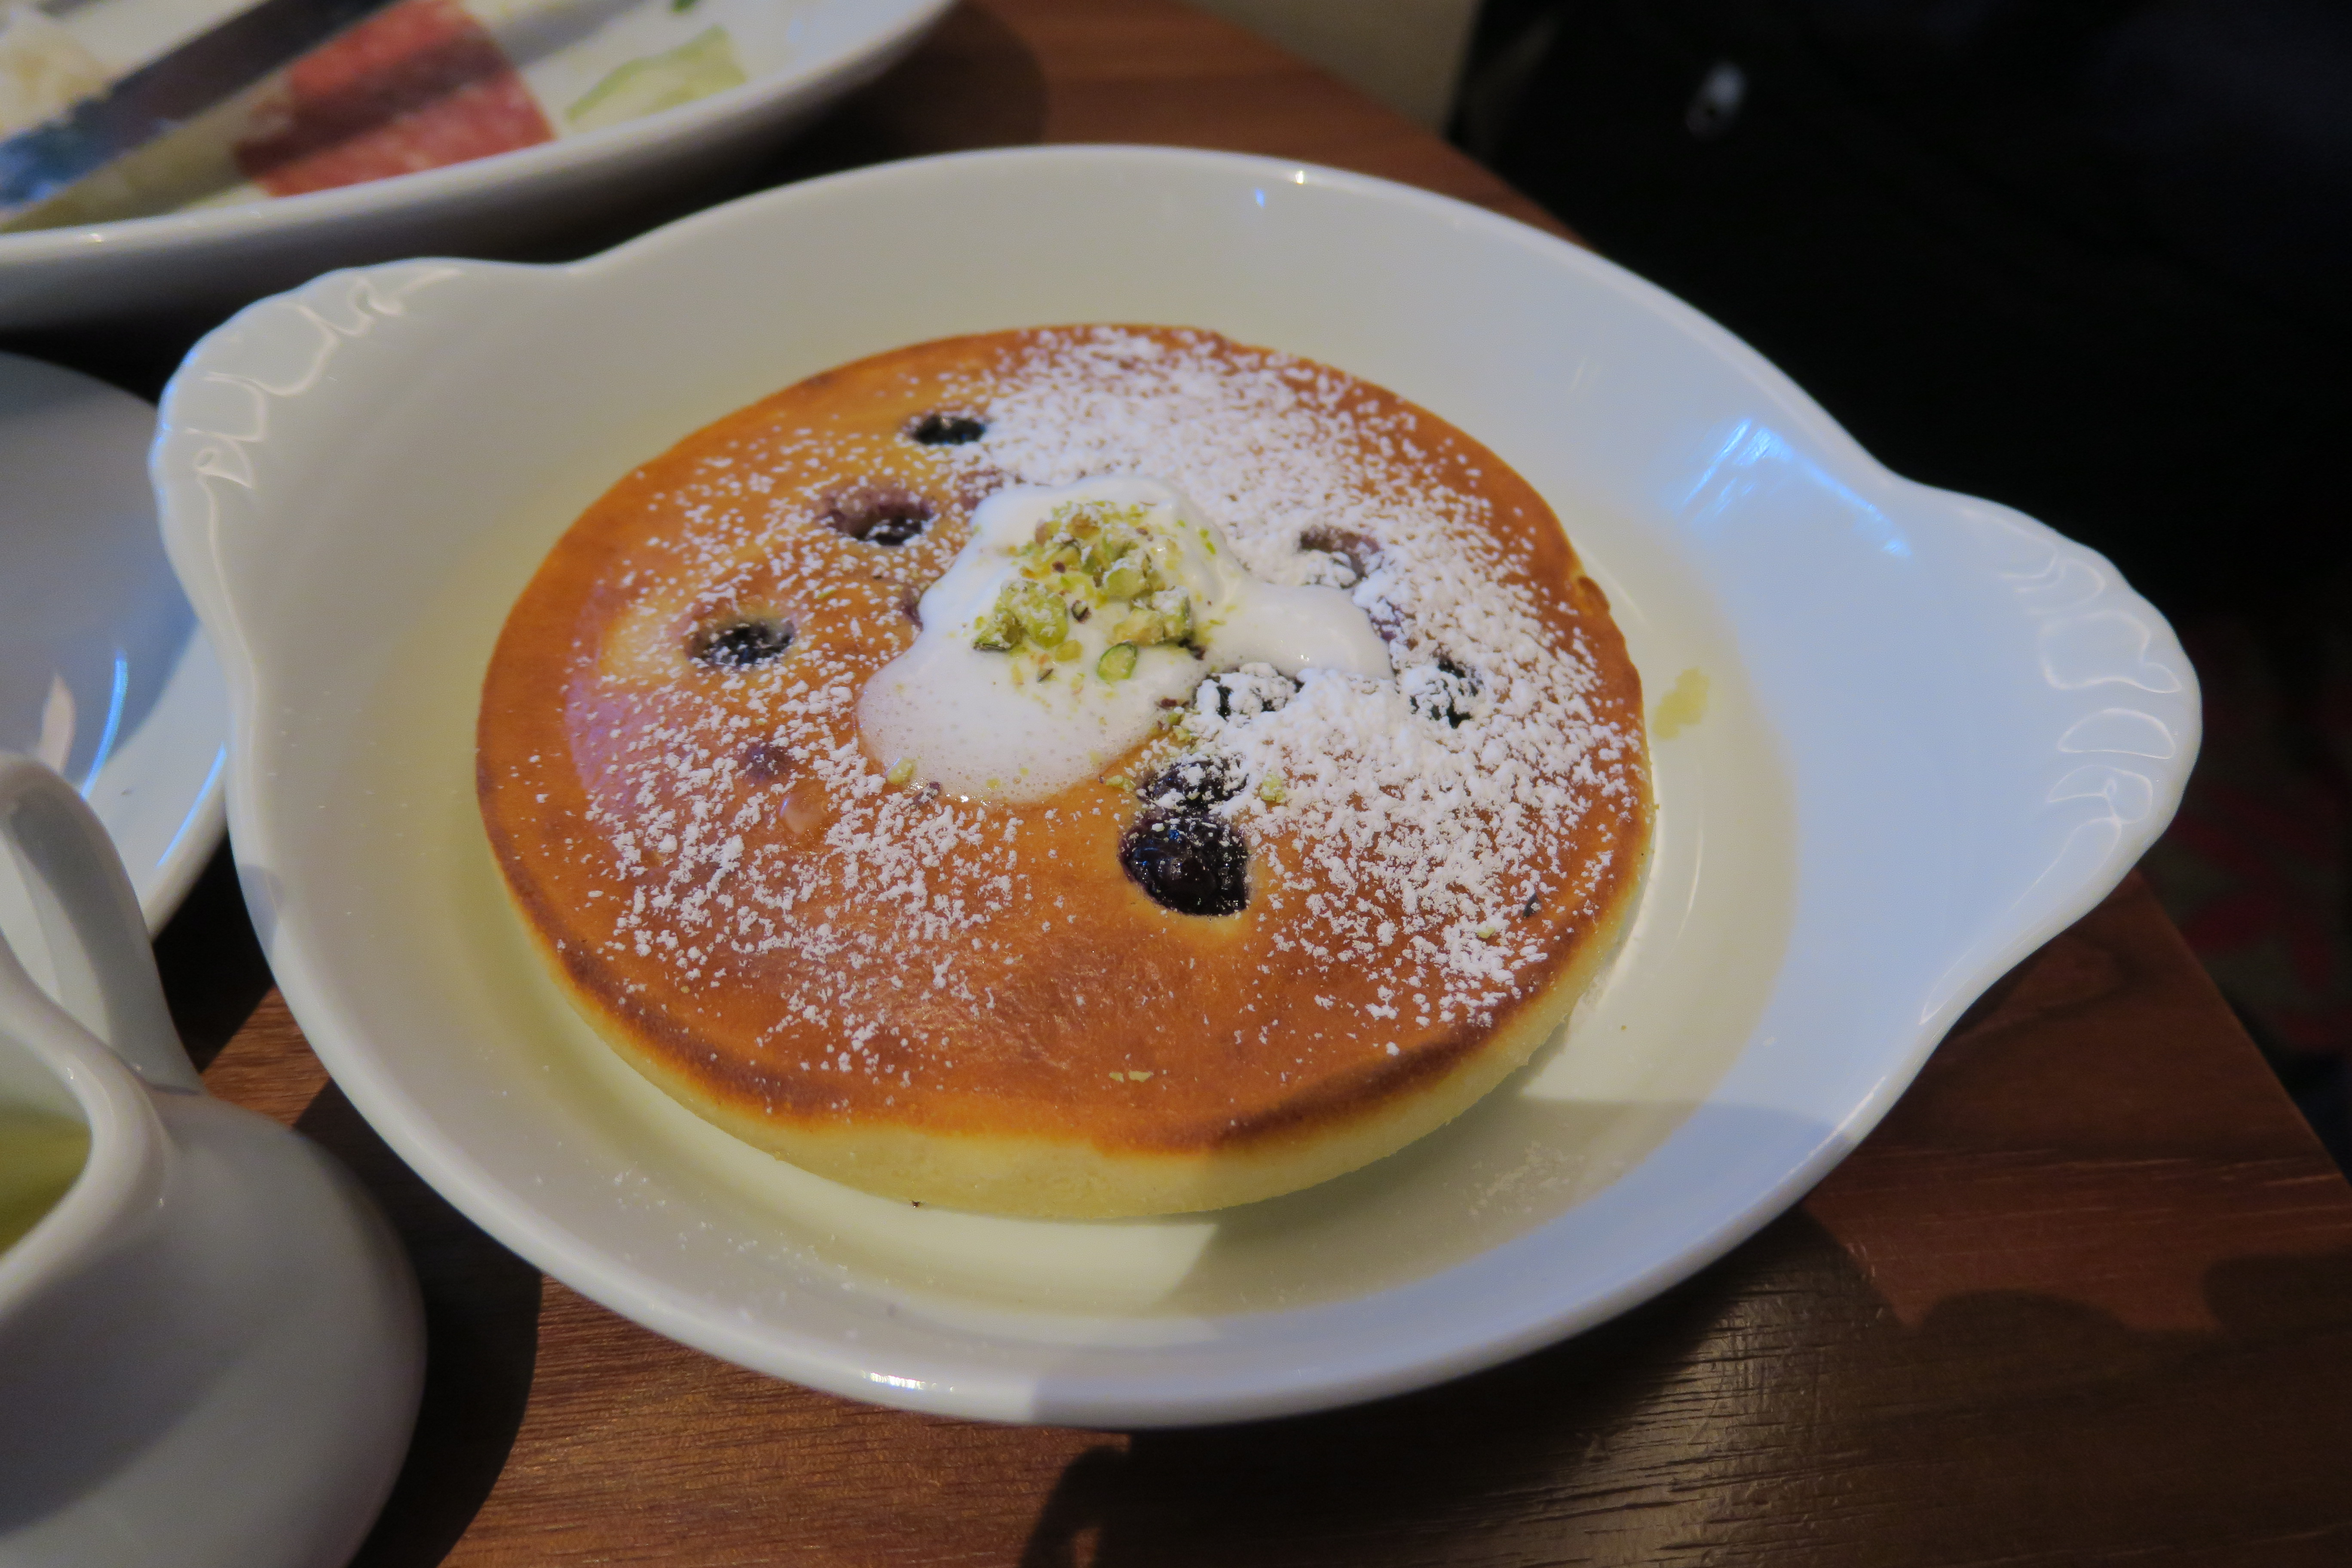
[151,146,2201,1426]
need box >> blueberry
[1298,524,1380,584]
[1405,655,1479,728]
[690,616,793,668]
[1138,755,1244,811]
[1120,809,1250,916]
[906,412,986,446]
[823,486,935,546]
[741,741,791,781]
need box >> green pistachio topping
[974,498,1205,679]
[1146,587,1192,642]
[1100,559,1148,601]
[971,601,1018,650]
[1012,580,1068,647]
[886,758,916,786]
[1257,772,1288,804]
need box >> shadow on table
[1015,1218,2352,1568]
[290,1085,544,1568]
[142,714,537,1568]
[154,840,274,1073]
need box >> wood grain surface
[126,0,2352,1561]
[181,866,2352,1566]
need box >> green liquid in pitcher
[0,1109,89,1255]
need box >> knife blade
[0,0,400,224]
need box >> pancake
[478,325,1651,1218]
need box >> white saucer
[0,352,227,943]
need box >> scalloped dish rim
[149,146,2200,1427]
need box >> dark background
[1452,0,2352,1160]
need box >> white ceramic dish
[0,752,421,1568]
[151,146,2198,1427]
[0,352,225,959]
[0,0,950,328]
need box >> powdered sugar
[508,326,1647,1097]
[947,329,1642,1007]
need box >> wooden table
[59,0,2352,1562]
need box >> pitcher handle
[0,752,200,1092]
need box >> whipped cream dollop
[858,476,1391,801]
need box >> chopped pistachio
[1146,588,1194,643]
[1475,922,1500,940]
[886,758,916,786]
[1112,589,1192,648]
[1092,523,1144,576]
[1097,641,1139,682]
[1011,580,1069,648]
[1053,639,1083,662]
[1258,772,1288,804]
[1101,557,1148,602]
[971,598,1018,651]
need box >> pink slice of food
[235,0,552,197]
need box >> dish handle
[0,753,200,1092]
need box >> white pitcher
[0,752,423,1567]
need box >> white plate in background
[0,352,226,974]
[151,147,2199,1426]
[0,0,951,328]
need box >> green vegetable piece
[1097,642,1139,682]
[567,28,747,132]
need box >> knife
[0,0,401,226]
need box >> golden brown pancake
[478,326,1651,1217]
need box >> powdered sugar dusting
[492,326,1647,1117]
[953,329,1642,1003]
